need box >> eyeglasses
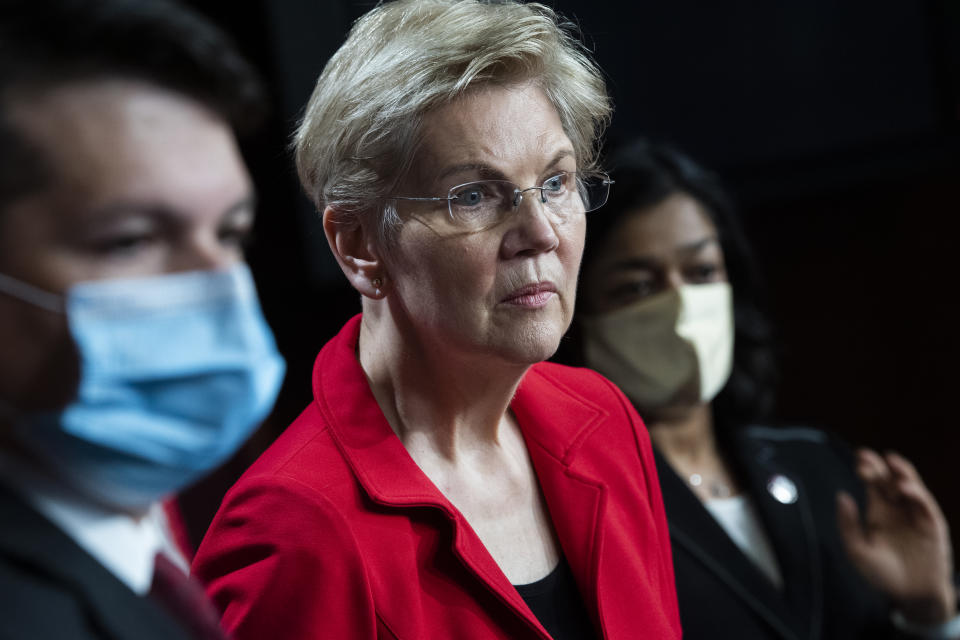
[388,171,613,231]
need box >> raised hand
[836,448,956,625]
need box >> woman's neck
[647,403,722,470]
[358,305,529,460]
[647,403,741,500]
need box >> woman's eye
[607,280,657,305]
[542,174,567,193]
[687,264,720,283]
[453,187,485,206]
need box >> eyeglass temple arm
[388,195,453,202]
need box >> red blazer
[193,315,681,639]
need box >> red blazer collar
[311,314,445,509]
[312,314,607,505]
[512,364,610,468]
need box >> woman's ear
[322,206,387,299]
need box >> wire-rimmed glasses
[388,171,613,231]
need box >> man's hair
[0,0,267,212]
[294,0,611,246]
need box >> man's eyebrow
[77,193,258,223]
[220,194,258,219]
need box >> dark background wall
[180,0,960,553]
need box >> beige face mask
[580,282,734,410]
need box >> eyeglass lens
[448,172,610,228]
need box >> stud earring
[372,277,382,289]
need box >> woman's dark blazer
[0,485,198,640]
[656,425,909,640]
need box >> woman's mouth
[501,282,557,308]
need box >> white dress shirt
[0,453,189,595]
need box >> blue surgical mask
[0,264,285,509]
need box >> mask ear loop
[0,272,65,313]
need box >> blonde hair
[294,0,611,243]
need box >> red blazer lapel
[512,366,609,630]
[512,364,682,639]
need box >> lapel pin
[767,474,798,504]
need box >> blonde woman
[193,2,681,639]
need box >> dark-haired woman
[571,140,958,639]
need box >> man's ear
[322,206,386,299]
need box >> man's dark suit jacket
[658,425,904,640]
[0,485,197,640]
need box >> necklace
[688,473,732,499]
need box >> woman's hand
[836,448,956,625]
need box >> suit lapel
[0,486,191,640]
[656,448,805,640]
[733,433,822,640]
[511,368,609,637]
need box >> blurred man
[0,1,284,637]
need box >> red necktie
[150,553,229,640]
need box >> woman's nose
[500,196,560,258]
[664,270,686,291]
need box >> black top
[514,556,595,640]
